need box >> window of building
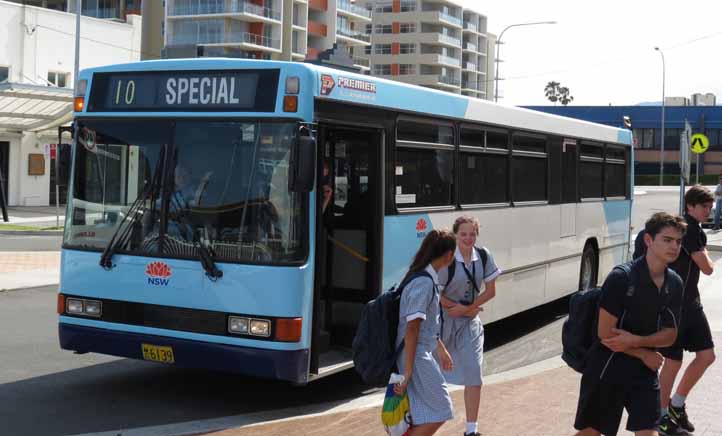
[705,129,720,149]
[400,23,416,33]
[399,43,416,54]
[365,24,373,34]
[375,24,393,34]
[397,120,454,145]
[375,44,392,54]
[0,66,8,83]
[605,146,627,198]
[396,119,455,208]
[373,64,392,75]
[399,64,416,75]
[512,134,547,202]
[400,1,417,12]
[47,71,69,88]
[364,45,372,55]
[374,2,393,13]
[580,142,604,199]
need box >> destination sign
[87,69,279,112]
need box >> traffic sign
[690,133,709,154]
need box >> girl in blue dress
[395,229,457,436]
[438,216,501,436]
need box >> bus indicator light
[275,318,302,342]
[74,97,85,112]
[283,95,298,112]
[57,294,65,315]
[285,76,300,94]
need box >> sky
[458,0,722,106]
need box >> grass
[0,224,63,231]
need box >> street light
[655,47,666,186]
[494,21,556,102]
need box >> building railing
[83,7,118,19]
[337,27,371,42]
[464,62,476,70]
[337,0,371,18]
[463,41,477,52]
[438,11,462,27]
[437,33,461,46]
[353,57,370,67]
[169,1,281,21]
[464,22,478,32]
[168,30,281,49]
[437,74,460,86]
[438,55,461,66]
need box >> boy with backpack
[573,212,685,436]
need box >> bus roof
[78,58,631,146]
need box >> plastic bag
[381,373,411,436]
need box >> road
[0,234,62,251]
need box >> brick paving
[0,251,60,273]
[208,333,722,436]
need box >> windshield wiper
[99,145,166,269]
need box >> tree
[544,81,574,105]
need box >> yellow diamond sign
[690,133,709,154]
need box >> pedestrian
[713,175,722,231]
[437,216,501,436]
[395,229,456,436]
[658,185,717,435]
[574,212,685,436]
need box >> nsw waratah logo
[416,218,428,238]
[146,261,172,286]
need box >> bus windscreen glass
[87,70,279,112]
[64,119,306,265]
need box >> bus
[58,58,633,385]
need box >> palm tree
[558,86,574,106]
[544,81,560,104]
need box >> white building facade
[0,0,142,206]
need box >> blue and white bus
[58,58,633,384]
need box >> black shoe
[463,433,481,436]
[670,403,695,433]
[658,414,684,435]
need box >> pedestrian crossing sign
[690,133,709,154]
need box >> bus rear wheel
[579,245,598,292]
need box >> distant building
[356,0,495,99]
[0,0,142,206]
[4,0,141,21]
[526,99,722,180]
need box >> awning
[0,82,74,132]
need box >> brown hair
[685,185,714,209]
[452,215,480,235]
[644,212,687,239]
[402,229,456,283]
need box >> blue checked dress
[437,247,501,386]
[395,265,454,425]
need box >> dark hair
[452,215,480,235]
[402,229,456,283]
[645,212,687,239]
[685,185,714,208]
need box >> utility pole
[141,0,163,60]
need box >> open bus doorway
[311,124,383,379]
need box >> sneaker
[657,414,684,436]
[463,433,481,436]
[669,403,695,433]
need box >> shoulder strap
[445,261,455,288]
[446,247,488,288]
[475,246,488,271]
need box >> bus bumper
[59,323,310,384]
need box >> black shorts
[574,371,660,435]
[660,306,715,361]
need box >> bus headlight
[250,319,271,337]
[66,298,84,314]
[228,316,249,334]
[83,300,102,317]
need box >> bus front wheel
[578,244,598,292]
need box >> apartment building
[357,0,495,99]
[4,0,141,21]
[163,0,372,71]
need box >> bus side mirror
[289,126,315,193]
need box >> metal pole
[493,21,556,103]
[680,177,686,215]
[696,154,700,184]
[655,47,665,186]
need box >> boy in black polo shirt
[574,212,685,436]
[658,185,717,435]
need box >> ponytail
[402,229,456,283]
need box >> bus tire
[578,244,598,292]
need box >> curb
[0,230,63,236]
[708,244,722,252]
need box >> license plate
[141,343,175,364]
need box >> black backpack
[352,271,433,386]
[561,263,635,373]
[445,246,489,289]
[632,229,647,260]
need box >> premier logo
[146,261,172,286]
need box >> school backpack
[561,263,635,373]
[352,271,433,386]
[632,229,647,260]
[445,246,489,288]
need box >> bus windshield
[64,119,307,265]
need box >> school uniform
[396,265,454,425]
[574,257,683,436]
[661,213,715,360]
[437,247,501,386]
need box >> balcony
[439,11,462,27]
[337,0,372,19]
[464,62,477,71]
[353,57,370,67]
[309,0,328,11]
[337,26,371,43]
[417,53,461,67]
[168,30,281,50]
[437,74,461,87]
[169,0,281,21]
[308,20,328,37]
[463,22,478,33]
[463,41,478,52]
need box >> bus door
[561,138,578,237]
[311,124,383,378]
